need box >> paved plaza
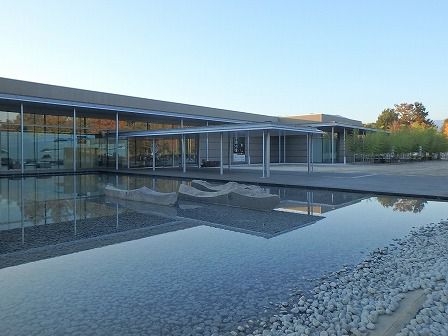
[115,160,448,199]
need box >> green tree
[363,132,391,155]
[346,129,363,160]
[376,108,398,130]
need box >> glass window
[23,106,73,170]
[0,104,21,171]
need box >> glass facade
[1,100,342,170]
[0,103,206,171]
[0,101,204,172]
[320,132,339,163]
[76,112,116,169]
[0,104,21,171]
[120,118,202,168]
[23,106,74,171]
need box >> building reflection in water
[0,174,427,269]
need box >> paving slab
[370,289,426,336]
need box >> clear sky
[0,0,446,123]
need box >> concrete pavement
[112,161,448,200]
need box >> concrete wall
[198,133,231,165]
[285,135,308,163]
[199,133,313,165]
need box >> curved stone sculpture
[179,181,280,211]
[106,197,178,217]
[228,188,280,211]
[191,179,263,193]
[178,184,229,205]
[105,185,178,206]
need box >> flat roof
[300,122,381,132]
[0,77,277,124]
[118,122,324,138]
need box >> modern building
[0,77,373,176]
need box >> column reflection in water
[73,174,77,236]
[20,177,24,244]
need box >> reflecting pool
[0,174,447,335]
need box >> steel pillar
[262,131,265,178]
[73,107,76,172]
[343,127,347,164]
[152,138,156,171]
[220,132,223,175]
[307,134,310,174]
[115,112,119,171]
[331,126,335,164]
[20,104,24,173]
[266,131,271,178]
[247,132,251,165]
[181,135,186,173]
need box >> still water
[0,174,446,335]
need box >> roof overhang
[118,122,324,138]
[300,122,383,132]
[0,93,250,124]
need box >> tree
[376,197,426,213]
[442,119,448,137]
[346,129,363,159]
[376,108,398,130]
[394,102,435,128]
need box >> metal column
[262,131,265,177]
[311,134,314,172]
[115,112,119,171]
[73,107,76,172]
[247,132,251,165]
[228,133,231,170]
[20,103,24,173]
[266,131,271,178]
[283,134,286,163]
[127,139,130,168]
[206,121,209,160]
[172,128,176,167]
[331,126,335,164]
[180,119,184,171]
[278,133,281,163]
[219,132,223,175]
[307,134,310,174]
[343,128,347,164]
[181,134,186,173]
[198,135,201,168]
[152,138,156,171]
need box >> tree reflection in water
[376,196,427,213]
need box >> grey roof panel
[0,77,278,123]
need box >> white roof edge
[118,122,324,138]
[300,122,381,132]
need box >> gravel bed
[228,221,448,336]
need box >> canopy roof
[300,121,381,132]
[118,122,324,138]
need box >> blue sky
[0,0,446,122]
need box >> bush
[347,127,448,162]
